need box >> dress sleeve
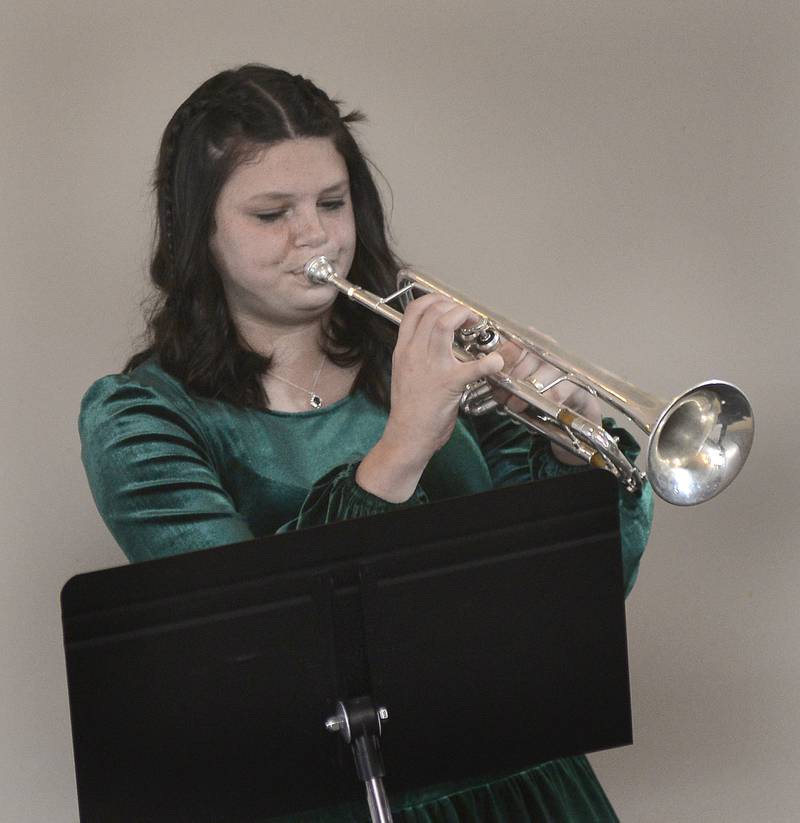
[276,463,429,533]
[80,375,431,562]
[468,412,654,597]
[80,376,255,562]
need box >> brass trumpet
[304,256,754,505]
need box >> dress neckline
[258,391,358,418]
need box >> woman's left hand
[491,338,602,465]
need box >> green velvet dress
[79,359,653,823]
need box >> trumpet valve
[459,380,498,416]
[458,318,501,353]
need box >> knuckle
[434,315,453,333]
[418,294,441,309]
[403,296,430,317]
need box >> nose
[292,206,328,249]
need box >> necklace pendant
[310,393,322,409]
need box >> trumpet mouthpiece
[304,256,336,285]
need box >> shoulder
[81,358,189,406]
[79,359,207,443]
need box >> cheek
[338,206,357,246]
[219,224,288,273]
[208,216,243,274]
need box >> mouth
[292,258,337,277]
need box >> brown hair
[126,64,400,409]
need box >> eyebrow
[244,180,349,204]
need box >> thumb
[462,351,505,383]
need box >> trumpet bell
[648,381,754,505]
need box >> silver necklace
[269,354,327,409]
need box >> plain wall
[2,1,798,820]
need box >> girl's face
[209,137,356,332]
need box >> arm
[79,375,255,562]
[80,372,432,558]
[276,462,429,533]
[355,294,505,502]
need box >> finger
[493,343,524,380]
[534,372,599,422]
[457,351,505,386]
[559,384,601,419]
[528,363,567,400]
[495,339,524,364]
[491,348,530,407]
[505,347,529,373]
[396,294,450,351]
[427,304,477,360]
[402,299,461,364]
[508,351,543,381]
[495,340,546,376]
[404,296,457,356]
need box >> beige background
[2,1,798,820]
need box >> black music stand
[62,470,632,822]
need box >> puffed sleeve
[80,374,432,562]
[276,462,429,533]
[468,412,654,597]
[80,375,255,562]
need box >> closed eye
[255,200,344,223]
[255,210,286,223]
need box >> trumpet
[304,256,754,506]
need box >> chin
[302,285,338,310]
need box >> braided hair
[126,64,400,409]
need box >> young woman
[80,64,653,822]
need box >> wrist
[356,435,429,503]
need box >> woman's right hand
[355,294,505,502]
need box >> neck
[233,311,330,372]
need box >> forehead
[221,137,348,201]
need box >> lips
[292,258,337,276]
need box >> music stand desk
[62,470,631,822]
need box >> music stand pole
[326,697,393,823]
